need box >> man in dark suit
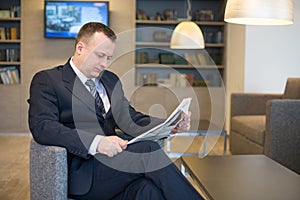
[28,22,203,200]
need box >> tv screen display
[44,1,109,38]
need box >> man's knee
[121,178,165,200]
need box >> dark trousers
[71,141,204,200]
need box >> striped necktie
[85,79,106,116]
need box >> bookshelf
[0,0,21,85]
[135,0,227,88]
[132,0,227,125]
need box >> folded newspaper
[128,98,192,144]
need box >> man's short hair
[75,22,117,46]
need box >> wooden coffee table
[181,155,300,200]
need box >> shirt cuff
[88,135,103,155]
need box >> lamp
[170,0,205,49]
[224,0,294,25]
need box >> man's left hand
[172,111,191,133]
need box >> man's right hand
[97,136,128,157]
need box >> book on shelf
[184,53,199,66]
[184,53,215,66]
[0,27,5,40]
[159,53,174,64]
[10,6,21,18]
[0,6,20,18]
[196,53,215,66]
[0,49,5,61]
[0,10,10,18]
[0,66,20,85]
[135,52,148,64]
[10,27,18,40]
[0,49,20,62]
[170,73,195,87]
[0,71,9,84]
[136,73,157,86]
[170,73,188,87]
[0,27,20,40]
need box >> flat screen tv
[44,1,109,38]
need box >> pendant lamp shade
[170,21,205,49]
[170,0,205,49]
[224,0,294,25]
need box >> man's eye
[107,56,112,61]
[97,54,105,58]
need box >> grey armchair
[30,137,165,200]
[30,139,71,200]
[230,78,300,174]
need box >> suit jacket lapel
[62,62,96,113]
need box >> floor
[0,133,230,200]
[0,135,31,200]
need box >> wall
[244,0,300,93]
[0,0,135,133]
[225,24,246,130]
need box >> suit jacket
[28,60,162,195]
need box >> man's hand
[97,136,128,157]
[172,111,191,133]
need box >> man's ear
[76,41,84,55]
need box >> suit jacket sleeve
[28,70,94,159]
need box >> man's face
[78,32,116,78]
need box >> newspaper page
[128,98,192,144]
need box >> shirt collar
[69,57,95,84]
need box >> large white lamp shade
[224,0,294,25]
[170,21,205,49]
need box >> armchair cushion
[231,115,266,145]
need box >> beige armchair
[230,78,300,174]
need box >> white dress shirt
[70,58,110,155]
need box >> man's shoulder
[34,61,70,76]
[37,65,63,74]
[32,62,70,84]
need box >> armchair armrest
[30,139,69,200]
[264,99,300,174]
[231,93,282,116]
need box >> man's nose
[99,58,108,68]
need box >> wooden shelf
[136,41,169,47]
[135,63,224,69]
[0,61,20,65]
[136,41,224,47]
[136,20,226,26]
[136,20,178,25]
[0,40,21,43]
[0,83,20,87]
[195,21,226,26]
[136,85,224,89]
[206,43,225,48]
[0,17,21,21]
